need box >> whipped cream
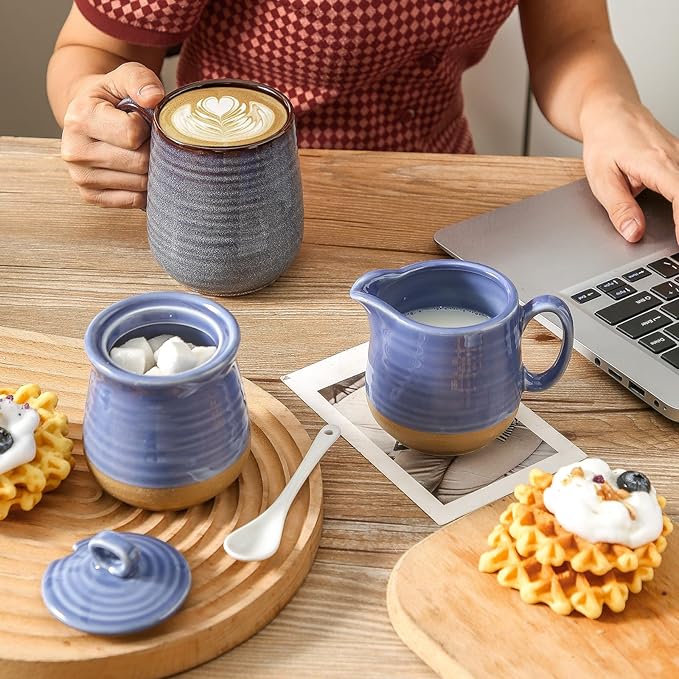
[543,458,663,548]
[0,396,40,475]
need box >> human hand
[581,97,679,243]
[61,62,165,209]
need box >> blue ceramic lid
[41,530,191,635]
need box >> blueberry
[593,474,605,484]
[616,470,651,493]
[0,426,13,455]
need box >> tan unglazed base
[369,401,517,455]
[87,442,250,511]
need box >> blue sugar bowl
[83,291,250,511]
[42,530,191,635]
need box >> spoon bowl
[224,424,341,561]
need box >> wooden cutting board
[0,325,323,678]
[387,501,678,678]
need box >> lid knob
[88,530,141,578]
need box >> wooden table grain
[1,137,677,678]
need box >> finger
[64,98,152,150]
[588,166,646,242]
[619,155,679,240]
[63,139,150,175]
[68,165,147,192]
[104,62,165,108]
[624,173,646,197]
[79,187,146,209]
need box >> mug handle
[520,294,574,392]
[117,97,155,126]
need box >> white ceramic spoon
[224,424,341,561]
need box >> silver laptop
[434,178,679,421]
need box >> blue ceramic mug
[350,260,574,454]
[118,78,303,296]
[83,291,250,510]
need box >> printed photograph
[319,372,559,505]
[284,343,586,524]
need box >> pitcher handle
[521,295,574,392]
[117,97,155,126]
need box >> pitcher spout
[349,267,404,320]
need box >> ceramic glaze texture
[120,80,304,297]
[350,261,574,453]
[42,531,191,635]
[83,292,250,509]
[147,125,303,295]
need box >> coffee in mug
[118,80,303,297]
[158,85,289,147]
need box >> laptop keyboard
[571,253,679,370]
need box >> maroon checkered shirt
[76,0,517,152]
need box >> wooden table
[1,137,677,678]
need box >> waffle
[479,524,655,619]
[504,469,673,575]
[0,384,73,519]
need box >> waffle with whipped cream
[479,459,673,618]
[480,523,655,618]
[0,384,73,519]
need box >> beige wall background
[1,0,72,138]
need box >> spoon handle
[274,424,341,515]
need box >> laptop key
[618,310,671,339]
[670,253,679,263]
[623,267,651,283]
[597,278,626,293]
[647,257,679,278]
[607,284,636,300]
[595,292,661,325]
[571,288,601,304]
[661,299,679,319]
[639,331,676,354]
[650,280,679,301]
[661,347,679,369]
[665,323,679,340]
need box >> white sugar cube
[154,336,198,375]
[119,337,155,372]
[110,346,147,375]
[148,334,175,352]
[144,366,166,376]
[191,345,216,366]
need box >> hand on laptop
[580,98,679,245]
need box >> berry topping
[593,474,605,483]
[616,470,651,493]
[0,426,13,455]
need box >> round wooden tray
[0,379,323,679]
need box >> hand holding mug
[60,62,165,208]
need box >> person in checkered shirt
[48,0,679,245]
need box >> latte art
[172,96,275,144]
[159,86,288,147]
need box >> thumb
[107,62,165,108]
[589,167,646,243]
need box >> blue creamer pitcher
[350,260,574,454]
